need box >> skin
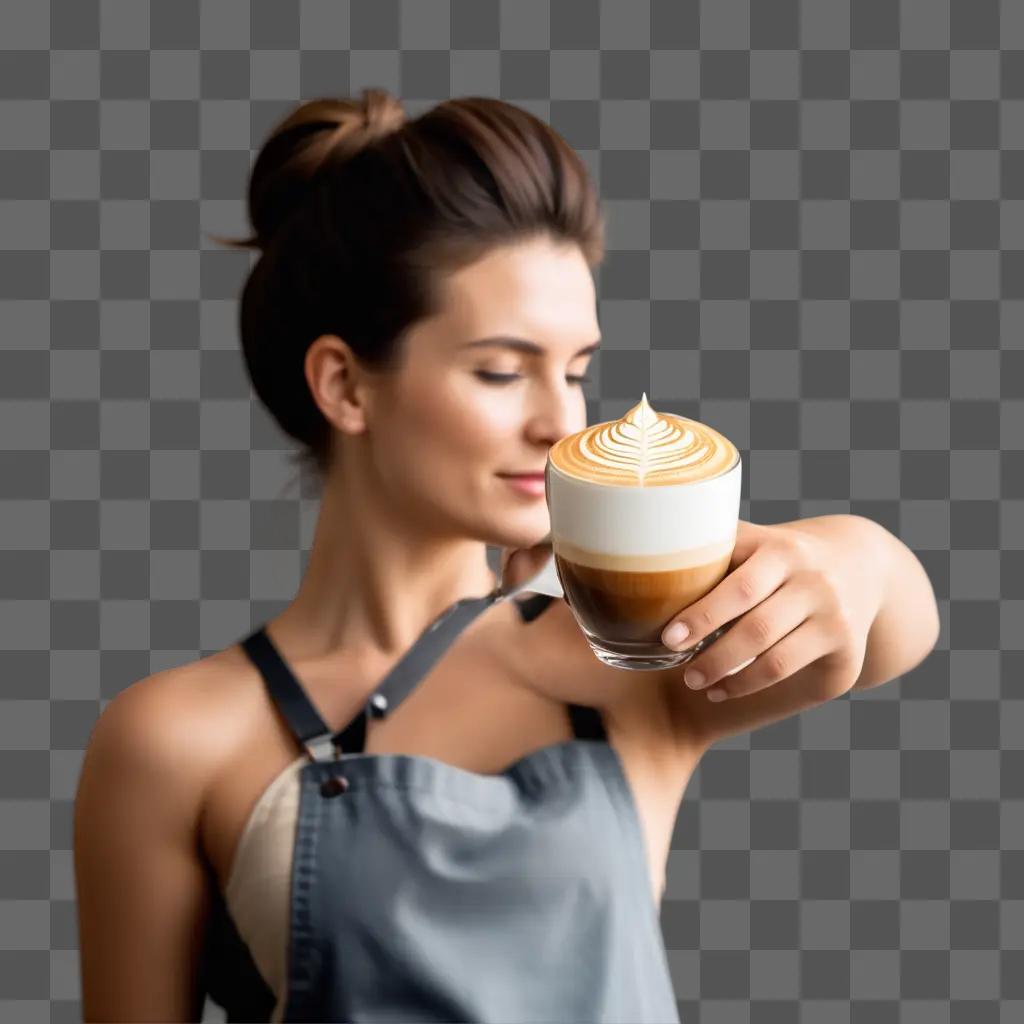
[507,511,941,746]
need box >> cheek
[456,396,526,466]
[402,377,518,457]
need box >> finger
[680,580,813,690]
[499,531,552,572]
[662,539,789,651]
[703,619,835,702]
[726,519,767,573]
[500,542,554,593]
[499,542,544,577]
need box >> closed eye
[474,371,590,385]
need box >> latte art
[548,393,738,487]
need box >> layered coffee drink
[546,393,741,670]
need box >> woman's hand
[498,535,555,595]
[659,517,887,702]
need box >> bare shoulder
[83,649,251,812]
[74,651,256,1022]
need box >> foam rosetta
[547,393,738,487]
[545,394,743,561]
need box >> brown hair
[209,88,606,487]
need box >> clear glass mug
[543,450,743,671]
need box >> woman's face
[368,235,602,547]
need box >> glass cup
[545,435,742,672]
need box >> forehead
[434,238,598,340]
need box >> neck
[267,464,498,664]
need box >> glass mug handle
[529,532,563,599]
[497,532,563,600]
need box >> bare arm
[74,673,214,1023]
[656,515,940,753]
[776,514,940,690]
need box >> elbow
[911,593,943,678]
[853,608,941,691]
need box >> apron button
[320,775,350,797]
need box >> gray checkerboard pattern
[0,0,1018,1021]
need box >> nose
[527,378,585,445]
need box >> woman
[74,89,939,1022]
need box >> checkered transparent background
[0,1,1021,1021]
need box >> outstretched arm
[780,514,940,691]
[657,515,940,750]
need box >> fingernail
[707,688,727,702]
[684,668,705,689]
[663,622,690,649]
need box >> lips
[500,473,547,497]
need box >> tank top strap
[567,702,608,741]
[513,591,558,623]
[512,594,609,744]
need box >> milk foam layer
[547,393,738,488]
[545,395,742,565]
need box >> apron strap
[240,626,337,762]
[240,589,605,762]
[240,587,503,762]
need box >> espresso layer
[554,552,734,643]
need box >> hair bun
[360,87,406,140]
[211,88,407,253]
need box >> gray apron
[200,591,680,1023]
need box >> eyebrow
[459,336,602,357]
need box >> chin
[504,518,551,549]
[478,510,544,546]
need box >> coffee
[546,393,741,670]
